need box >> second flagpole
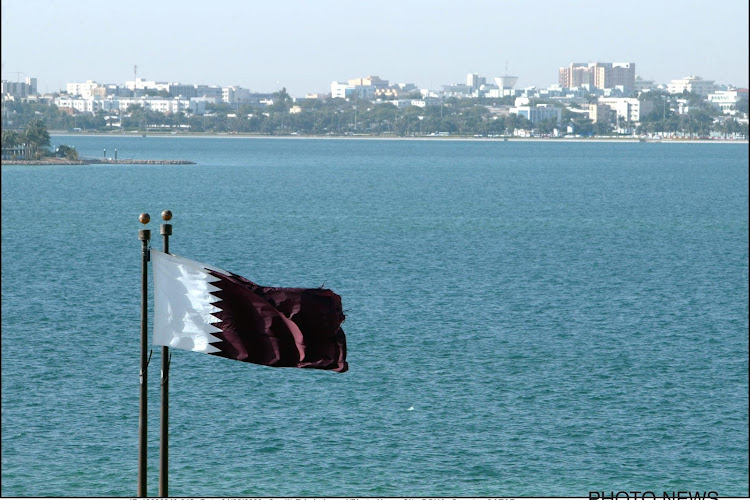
[138,214,151,497]
[159,210,172,498]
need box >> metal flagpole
[138,213,151,497]
[159,210,172,497]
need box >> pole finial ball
[161,210,173,221]
[139,213,150,225]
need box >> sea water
[2,137,748,497]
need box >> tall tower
[494,62,518,95]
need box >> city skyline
[1,0,748,97]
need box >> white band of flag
[151,249,348,372]
[152,250,227,354]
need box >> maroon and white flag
[151,250,347,372]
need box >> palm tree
[2,129,25,158]
[24,119,50,159]
[2,129,23,149]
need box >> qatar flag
[151,250,347,372]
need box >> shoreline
[4,135,745,166]
[46,131,748,145]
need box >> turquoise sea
[2,136,748,497]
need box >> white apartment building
[331,81,376,99]
[442,83,473,97]
[66,80,101,98]
[72,79,209,98]
[122,97,191,113]
[143,98,189,114]
[331,81,354,99]
[54,96,191,114]
[331,76,389,99]
[485,87,520,98]
[124,78,170,92]
[510,104,562,124]
[388,99,427,108]
[55,96,105,113]
[667,76,717,96]
[597,97,654,123]
[223,86,253,105]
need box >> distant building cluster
[2,77,37,98]
[49,77,278,116]
[1,61,747,135]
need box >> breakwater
[2,158,195,165]
[93,158,196,164]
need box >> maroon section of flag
[206,269,348,373]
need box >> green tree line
[2,89,747,138]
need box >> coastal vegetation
[2,89,747,139]
[2,119,76,160]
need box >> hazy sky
[2,0,748,96]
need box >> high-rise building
[559,62,635,90]
[595,63,635,89]
[2,77,38,97]
[559,63,592,88]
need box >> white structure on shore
[667,76,717,96]
[597,97,655,123]
[510,104,562,124]
[706,89,748,114]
